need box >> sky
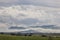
[0,0,60,33]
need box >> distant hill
[30,25,60,29]
[20,30,40,33]
[9,26,26,29]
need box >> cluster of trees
[10,33,33,36]
[0,32,33,36]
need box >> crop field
[0,34,60,40]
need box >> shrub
[41,35,47,37]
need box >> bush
[0,32,4,34]
[41,35,47,37]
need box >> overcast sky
[0,0,60,33]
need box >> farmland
[0,34,60,40]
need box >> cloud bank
[0,5,60,33]
[0,0,60,33]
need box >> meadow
[0,34,60,40]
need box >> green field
[0,34,60,40]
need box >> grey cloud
[0,14,39,26]
[18,18,40,25]
[0,0,18,3]
[0,0,60,8]
[0,14,17,25]
[17,14,27,17]
[18,0,60,8]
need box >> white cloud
[0,5,60,32]
[0,5,60,25]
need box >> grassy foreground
[0,34,60,40]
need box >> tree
[48,36,52,40]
